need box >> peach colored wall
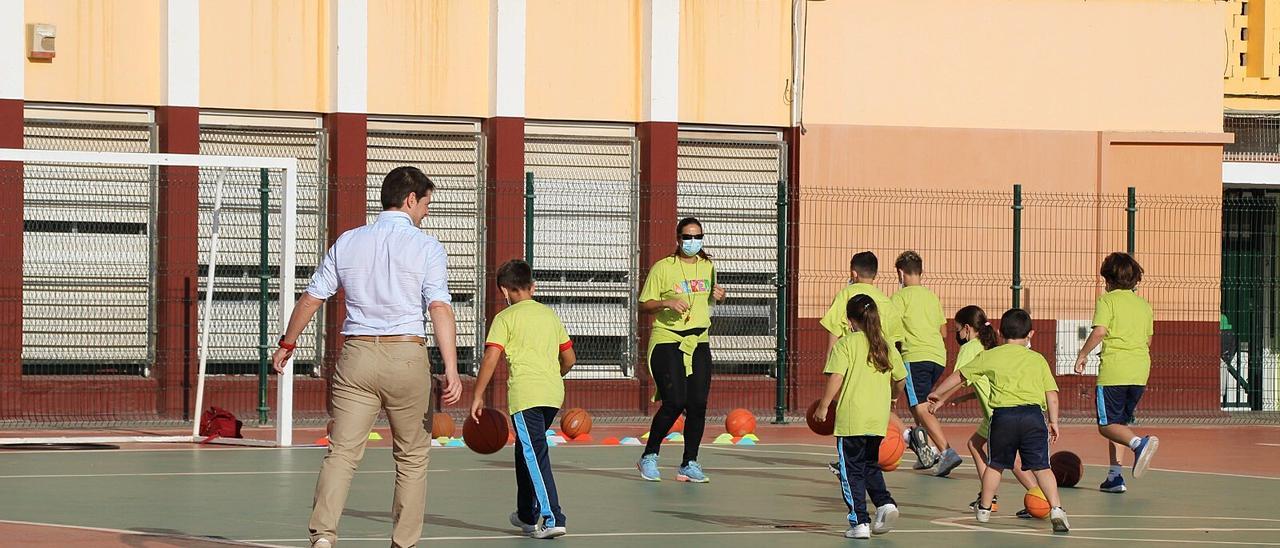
[804,0,1224,132]
[797,125,1222,322]
[679,0,789,127]
[525,0,640,122]
[367,0,489,117]
[24,0,163,106]
[200,0,328,112]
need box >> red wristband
[278,337,297,351]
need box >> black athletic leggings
[643,333,713,466]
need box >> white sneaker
[531,524,567,539]
[872,504,899,534]
[1132,436,1160,478]
[1050,507,1070,532]
[510,512,536,534]
[844,523,871,539]
[311,539,332,548]
[975,506,992,523]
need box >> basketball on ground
[431,412,455,439]
[725,408,756,437]
[1023,487,1051,519]
[1050,451,1083,487]
[560,408,593,439]
[879,425,905,470]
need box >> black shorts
[1096,385,1145,426]
[904,361,944,408]
[988,405,1050,471]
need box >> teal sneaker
[637,454,661,481]
[677,461,710,483]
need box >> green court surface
[2,440,1279,547]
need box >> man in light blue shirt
[273,166,461,548]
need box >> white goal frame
[0,148,301,447]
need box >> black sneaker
[828,461,841,477]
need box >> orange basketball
[431,412,455,439]
[672,414,685,432]
[806,399,836,436]
[1023,487,1051,519]
[878,427,905,470]
[725,408,756,437]
[560,408,593,439]
[463,408,510,455]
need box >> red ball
[672,414,685,432]
[1050,451,1083,487]
[463,408,510,455]
[806,399,836,436]
[560,408,593,439]
[725,408,756,437]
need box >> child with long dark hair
[814,294,907,539]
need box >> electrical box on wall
[1054,319,1099,376]
[28,23,56,60]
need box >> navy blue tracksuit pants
[836,435,895,525]
[511,406,566,528]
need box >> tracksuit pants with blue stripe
[836,435,895,526]
[512,406,567,528]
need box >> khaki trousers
[309,340,432,548]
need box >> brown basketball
[1050,450,1084,487]
[806,399,836,436]
[431,412,455,439]
[672,413,685,432]
[725,408,756,437]
[560,408,593,438]
[463,407,510,454]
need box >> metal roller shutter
[525,126,638,379]
[677,131,785,375]
[198,121,326,373]
[366,121,485,373]
[22,117,155,373]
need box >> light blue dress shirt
[305,211,451,336]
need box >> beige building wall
[24,0,164,106]
[678,0,790,127]
[199,0,329,113]
[366,0,489,117]
[525,0,640,122]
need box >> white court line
[0,465,824,480]
[1258,443,1280,447]
[0,519,292,547]
[930,514,1280,546]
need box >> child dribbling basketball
[470,259,577,539]
[815,294,908,539]
[928,308,1070,533]
[930,305,1043,518]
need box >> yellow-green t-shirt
[958,344,1059,410]
[954,339,992,419]
[1093,289,1154,387]
[823,332,909,437]
[640,255,715,337]
[819,283,904,343]
[891,285,947,364]
[485,299,572,414]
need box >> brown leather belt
[345,335,426,344]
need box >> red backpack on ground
[199,406,243,439]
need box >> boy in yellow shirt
[471,260,577,539]
[928,308,1070,533]
[1073,252,1158,493]
[819,252,918,471]
[815,294,908,539]
[891,251,960,476]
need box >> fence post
[1012,184,1023,309]
[774,177,790,424]
[1127,186,1137,256]
[257,168,270,424]
[525,171,534,267]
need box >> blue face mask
[681,238,703,257]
